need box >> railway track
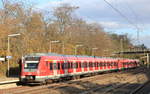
[0,67,148,94]
[129,81,150,94]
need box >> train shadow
[45,66,150,94]
[46,80,142,94]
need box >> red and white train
[19,53,140,84]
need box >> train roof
[24,53,138,60]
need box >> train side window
[102,62,104,66]
[94,62,96,67]
[110,62,112,66]
[85,62,87,68]
[70,62,73,68]
[50,63,53,70]
[89,62,92,67]
[107,62,109,67]
[64,63,68,69]
[99,62,101,67]
[61,63,64,70]
[98,62,100,67]
[103,62,105,67]
[97,62,99,67]
[57,62,60,70]
[73,62,76,68]
[79,62,81,68]
[87,62,89,68]
[76,62,78,68]
[68,62,70,69]
[104,62,106,67]
[91,62,93,67]
[111,62,113,66]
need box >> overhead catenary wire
[122,0,144,44]
[103,0,142,44]
[103,0,139,30]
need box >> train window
[107,62,109,66]
[57,62,60,70]
[103,62,105,66]
[76,62,78,68]
[89,62,91,68]
[102,62,104,67]
[61,63,64,70]
[68,62,70,69]
[98,62,100,67]
[84,62,87,68]
[79,62,81,68]
[73,62,76,68]
[110,62,112,66]
[65,63,68,69]
[54,63,56,70]
[94,62,96,67]
[99,62,101,67]
[89,62,92,67]
[95,62,97,67]
[70,62,73,68]
[100,62,102,66]
[114,62,117,66]
[109,62,112,66]
[25,56,40,61]
[24,63,38,69]
[104,62,106,67]
[50,63,53,70]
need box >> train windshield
[24,61,39,69]
[24,56,40,69]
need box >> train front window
[24,62,39,69]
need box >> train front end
[20,55,43,84]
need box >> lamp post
[74,44,83,55]
[120,38,124,57]
[92,48,98,56]
[7,33,20,77]
[49,40,60,53]
[62,42,65,54]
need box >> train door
[84,61,88,72]
[110,61,113,69]
[118,60,123,70]
[107,61,110,70]
[60,61,65,74]
[114,61,118,69]
[89,61,93,71]
[53,60,57,77]
[104,61,107,70]
[99,61,102,70]
[81,61,84,73]
[49,61,54,75]
[95,61,98,70]
[57,61,61,75]
[76,61,81,72]
[68,61,73,74]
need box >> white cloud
[99,21,130,29]
[35,0,150,25]
[34,0,150,47]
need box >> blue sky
[2,0,150,47]
[34,0,150,48]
